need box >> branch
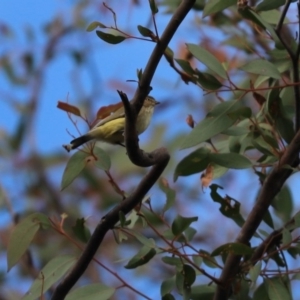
[275,0,300,132]
[250,210,300,265]
[214,129,300,299]
[51,1,196,298]
[51,161,168,299]
[123,0,196,166]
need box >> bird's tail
[63,134,92,152]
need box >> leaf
[180,100,242,149]
[182,264,196,286]
[256,0,287,12]
[186,43,227,79]
[94,101,123,123]
[7,213,50,271]
[175,59,195,76]
[249,261,262,285]
[149,0,159,14]
[159,178,176,213]
[190,284,215,299]
[195,70,223,90]
[93,146,111,171]
[124,246,156,269]
[174,147,210,181]
[171,215,198,236]
[240,59,281,79]
[137,25,154,37]
[161,276,176,297]
[282,228,292,247]
[162,256,183,268]
[211,242,253,256]
[96,30,126,44]
[209,153,252,169]
[61,151,90,190]
[65,284,115,300]
[57,101,82,117]
[238,7,283,49]
[265,277,292,300]
[72,218,91,243]
[210,184,245,227]
[86,21,106,32]
[130,231,156,248]
[203,0,236,18]
[22,255,77,300]
[199,249,218,268]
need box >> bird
[63,96,159,152]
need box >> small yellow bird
[63,96,159,152]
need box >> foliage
[2,0,300,299]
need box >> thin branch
[122,0,195,166]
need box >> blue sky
[2,1,300,299]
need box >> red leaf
[57,101,82,117]
[96,102,123,120]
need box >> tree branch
[214,129,300,299]
[123,0,196,166]
[51,1,195,298]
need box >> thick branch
[51,1,196,298]
[51,159,169,299]
[214,129,300,300]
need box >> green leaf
[211,242,253,256]
[282,228,292,247]
[174,147,210,181]
[72,218,91,243]
[209,153,252,169]
[182,264,196,286]
[149,0,159,14]
[162,256,183,268]
[249,261,262,285]
[159,178,176,213]
[186,43,227,79]
[161,276,176,297]
[175,59,195,76]
[273,186,293,222]
[93,146,111,170]
[203,0,236,18]
[130,231,156,248]
[171,215,198,236]
[22,255,77,300]
[195,70,223,90]
[124,246,156,269]
[263,209,274,229]
[7,213,50,271]
[180,100,244,149]
[260,10,288,25]
[265,277,292,300]
[86,21,106,32]
[162,294,176,300]
[240,59,281,79]
[191,284,215,299]
[96,30,126,44]
[210,184,245,227]
[61,151,90,190]
[253,282,269,300]
[137,25,154,37]
[256,0,287,12]
[238,7,283,49]
[199,249,218,268]
[65,284,115,300]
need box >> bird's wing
[92,109,125,129]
